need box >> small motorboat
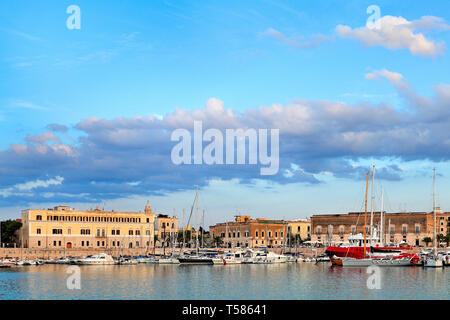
[76,253,115,265]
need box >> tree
[437,234,445,247]
[423,237,432,246]
[213,236,223,248]
[0,220,22,244]
[445,233,450,247]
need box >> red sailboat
[327,169,419,266]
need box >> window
[53,241,57,246]
[146,229,150,235]
[255,231,258,238]
[261,231,265,238]
[129,230,133,235]
[36,215,42,221]
[136,230,140,236]
[297,226,300,232]
[402,226,407,233]
[37,228,41,235]
[275,232,278,238]
[67,228,71,235]
[112,229,116,235]
[116,229,120,235]
[37,241,41,246]
[58,241,61,246]
[415,226,420,233]
[52,228,62,235]
[81,241,84,246]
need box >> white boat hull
[424,258,443,268]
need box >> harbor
[0,262,447,300]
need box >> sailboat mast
[370,165,375,245]
[195,186,199,252]
[433,168,437,256]
[364,170,370,258]
[380,187,384,247]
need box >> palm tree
[423,237,432,247]
[213,236,223,248]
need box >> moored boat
[76,253,115,265]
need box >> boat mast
[380,187,384,247]
[364,170,370,258]
[370,165,375,245]
[201,209,205,249]
[195,186,199,254]
[433,168,437,256]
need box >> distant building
[209,215,288,248]
[287,219,311,241]
[19,203,155,250]
[154,214,178,246]
[311,208,450,246]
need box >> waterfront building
[287,219,311,241]
[311,208,450,247]
[19,203,156,250]
[154,214,178,246]
[209,216,288,248]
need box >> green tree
[0,220,22,244]
[213,236,223,247]
[423,237,432,246]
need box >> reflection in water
[0,264,447,300]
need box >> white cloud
[336,15,449,57]
[0,176,64,197]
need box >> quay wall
[0,247,325,259]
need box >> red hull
[326,246,419,265]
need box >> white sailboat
[424,168,443,268]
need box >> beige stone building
[210,215,289,248]
[19,203,156,251]
[287,219,311,241]
[311,208,450,247]
[155,214,178,246]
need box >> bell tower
[145,201,152,214]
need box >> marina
[0,262,447,300]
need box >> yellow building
[155,214,178,246]
[287,218,311,241]
[19,203,155,250]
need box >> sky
[1,0,450,228]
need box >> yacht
[253,251,288,264]
[76,253,115,265]
[157,256,180,264]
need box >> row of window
[219,231,285,239]
[37,227,152,236]
[35,240,152,248]
[35,215,150,223]
[316,225,422,234]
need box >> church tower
[145,201,152,214]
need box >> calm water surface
[0,263,448,300]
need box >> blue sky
[1,1,450,228]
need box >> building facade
[287,219,311,241]
[209,216,289,248]
[311,208,450,247]
[19,203,155,251]
[154,214,178,246]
